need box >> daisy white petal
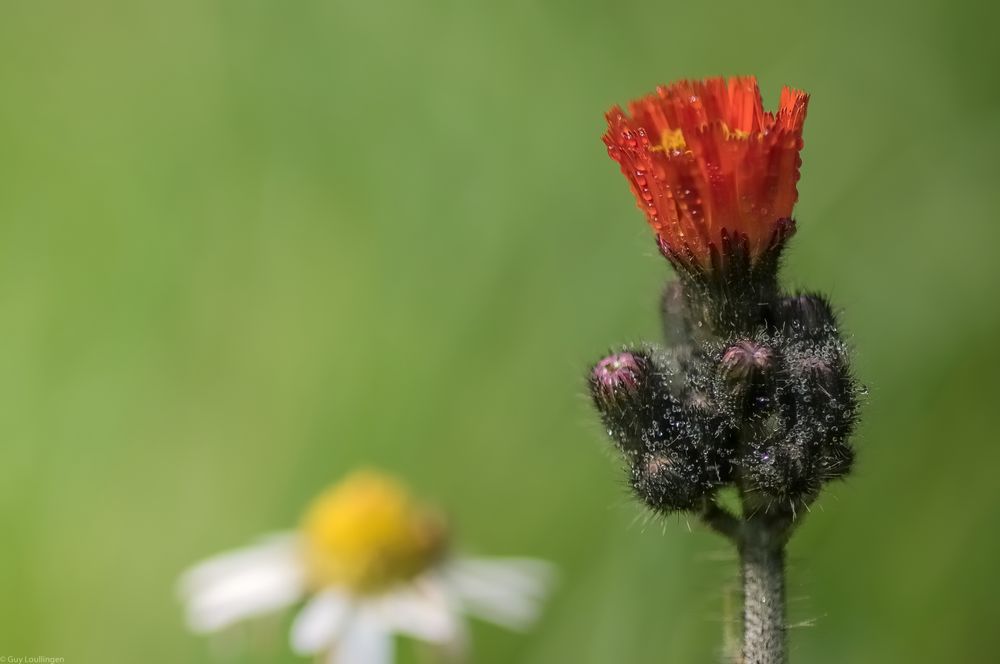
[444,557,556,631]
[332,606,394,664]
[178,533,305,633]
[291,589,353,655]
[374,580,460,644]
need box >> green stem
[739,516,788,664]
[700,498,793,664]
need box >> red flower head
[603,76,808,275]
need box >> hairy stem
[739,516,789,664]
[700,496,793,663]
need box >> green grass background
[1,1,998,662]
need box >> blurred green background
[1,0,998,662]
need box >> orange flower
[603,76,808,274]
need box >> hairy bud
[743,434,817,502]
[775,293,838,337]
[741,334,860,501]
[589,348,736,511]
[720,341,774,385]
[588,350,657,457]
[632,451,710,512]
[591,352,644,402]
[712,340,778,420]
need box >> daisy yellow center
[300,471,448,593]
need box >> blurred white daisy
[179,470,554,664]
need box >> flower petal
[178,533,305,633]
[291,590,353,654]
[331,607,394,664]
[603,76,808,273]
[443,557,556,631]
[373,580,460,644]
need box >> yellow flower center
[300,471,448,593]
[658,128,688,152]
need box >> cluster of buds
[590,77,860,514]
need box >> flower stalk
[699,497,793,663]
[739,515,788,664]
[589,76,861,663]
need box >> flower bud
[714,340,776,415]
[719,341,774,386]
[740,335,860,502]
[631,451,709,512]
[742,437,818,502]
[591,352,644,402]
[589,350,658,457]
[776,293,837,337]
[784,337,859,456]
